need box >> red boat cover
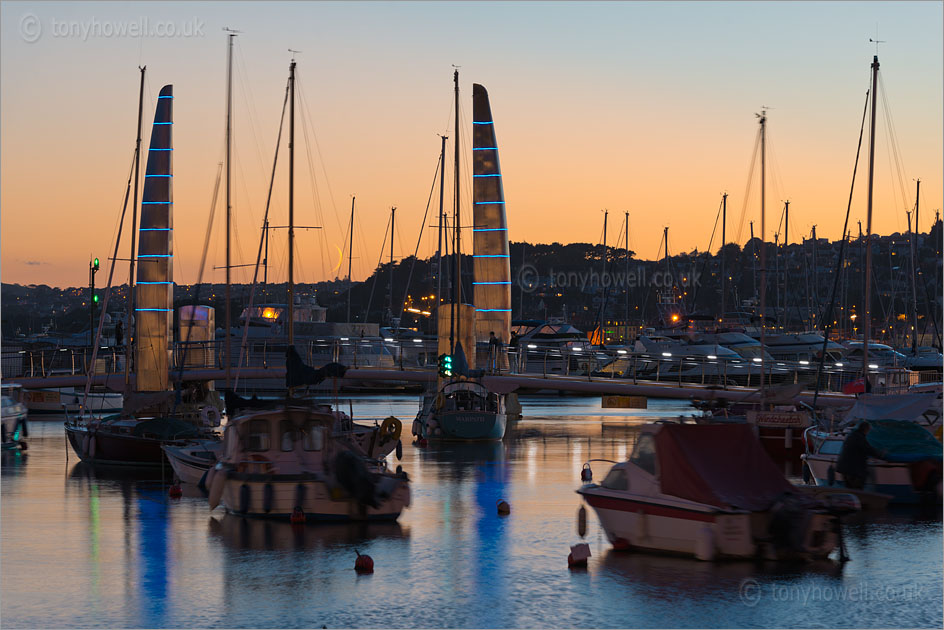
[655,424,795,511]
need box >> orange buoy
[168,484,183,499]
[290,506,306,524]
[354,550,374,574]
[496,500,511,516]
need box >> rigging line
[296,102,329,281]
[879,78,910,227]
[295,72,344,237]
[812,88,870,412]
[690,198,724,310]
[734,126,762,245]
[398,154,443,325]
[234,76,290,389]
[363,212,392,322]
[81,151,136,411]
[172,161,224,412]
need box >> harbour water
[2,396,941,628]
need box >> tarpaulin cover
[842,393,938,427]
[866,420,943,463]
[655,424,794,511]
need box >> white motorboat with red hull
[578,423,841,561]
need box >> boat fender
[827,465,836,486]
[263,483,274,514]
[290,506,306,525]
[396,465,403,476]
[18,441,28,451]
[634,509,648,543]
[434,394,445,410]
[568,543,591,568]
[694,525,716,561]
[497,500,511,516]
[802,464,811,485]
[411,419,422,438]
[239,483,251,515]
[354,550,374,574]
[16,418,28,438]
[295,483,306,510]
[198,469,210,494]
[577,505,587,538]
[208,466,225,510]
[168,484,183,499]
[395,440,403,461]
[201,406,222,428]
[379,416,402,445]
[581,463,592,482]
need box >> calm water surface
[2,395,941,628]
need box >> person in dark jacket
[836,421,885,489]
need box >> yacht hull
[801,453,941,504]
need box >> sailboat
[207,57,410,521]
[65,81,224,466]
[411,74,510,442]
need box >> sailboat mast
[598,209,608,341]
[347,196,355,324]
[451,69,460,355]
[624,211,630,340]
[720,193,726,326]
[436,135,447,332]
[288,58,296,347]
[863,56,879,382]
[758,109,767,393]
[389,206,396,327]
[125,65,145,387]
[910,179,920,354]
[784,200,789,331]
[224,31,236,391]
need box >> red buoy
[290,506,306,524]
[168,484,183,499]
[417,438,429,448]
[354,550,374,574]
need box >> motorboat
[20,385,123,415]
[413,379,507,441]
[577,423,842,561]
[901,346,944,372]
[801,420,943,504]
[1,392,28,451]
[207,402,410,521]
[163,439,223,485]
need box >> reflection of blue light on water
[137,490,169,627]
[471,458,511,625]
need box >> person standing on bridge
[488,331,504,374]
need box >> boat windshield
[629,433,657,475]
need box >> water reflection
[208,514,408,551]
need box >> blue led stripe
[139,228,172,231]
[135,308,172,312]
[145,174,172,178]
[136,281,173,285]
[142,201,172,205]
[474,254,509,258]
[476,308,512,312]
[473,174,501,178]
[473,228,507,232]
[153,122,173,125]
[473,282,511,285]
[139,254,173,258]
[473,147,498,151]
[472,121,494,125]
[158,95,173,99]
[475,201,505,205]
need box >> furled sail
[135,85,174,392]
[472,84,512,349]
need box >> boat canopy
[865,419,943,463]
[654,424,794,511]
[842,393,939,427]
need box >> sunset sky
[2,1,941,289]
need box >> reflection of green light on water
[90,484,100,601]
